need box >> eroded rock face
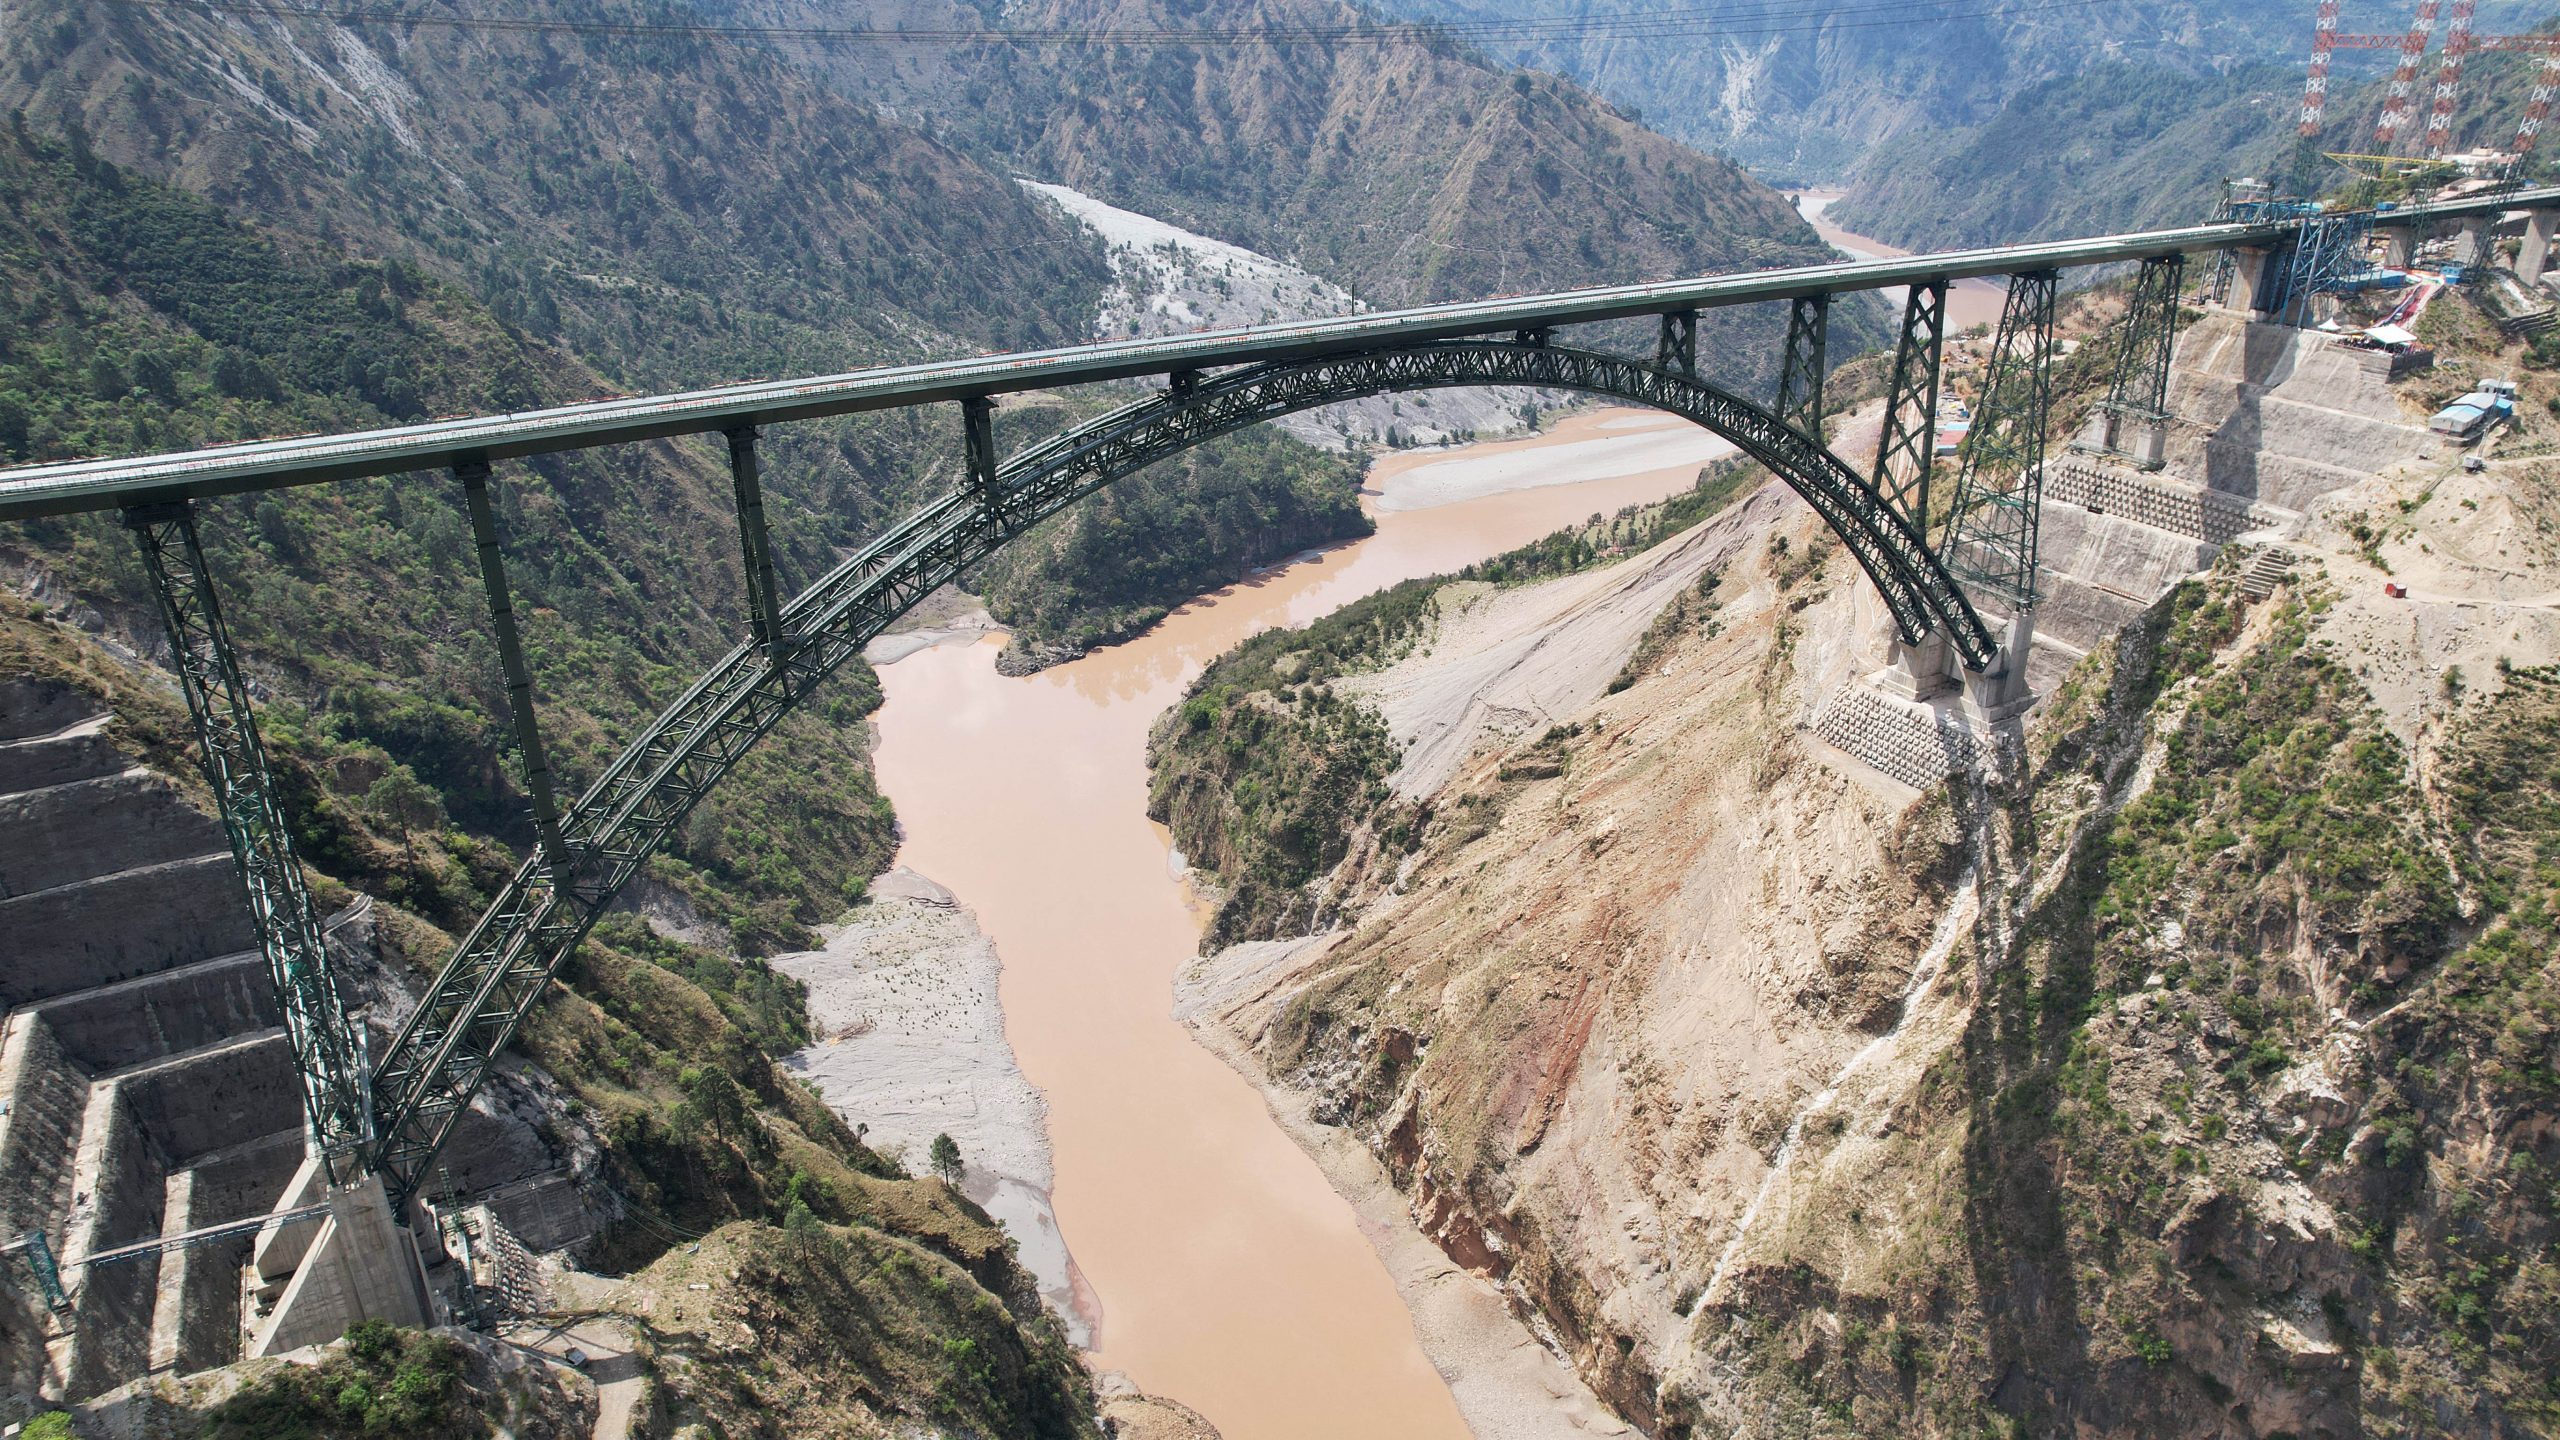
[1180,466,2560,1437]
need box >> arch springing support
[360,336,1998,1207]
[1942,271,2060,613]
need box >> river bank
[860,407,1728,1439]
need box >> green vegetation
[200,1322,475,1440]
[930,1132,965,1185]
[974,426,1371,664]
[1834,47,2560,250]
[1150,459,1767,944]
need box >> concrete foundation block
[250,1175,430,1357]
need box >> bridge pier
[2521,211,2558,286]
[1878,633,1953,702]
[2382,223,2418,271]
[2456,215,2490,268]
[2223,246,2279,321]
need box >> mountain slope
[1833,39,2560,250]
[746,0,1866,383]
[1366,0,2321,178]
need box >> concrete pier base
[249,1174,430,1356]
[2457,216,2490,268]
[1958,610,2038,726]
[1877,633,1953,701]
[2076,409,2169,470]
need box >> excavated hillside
[1159,293,2560,1437]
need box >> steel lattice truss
[363,338,1996,1204]
[1872,280,1949,536]
[124,503,376,1174]
[1941,272,2061,614]
[2099,255,2188,430]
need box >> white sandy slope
[1022,180,1556,451]
[774,868,1091,1344]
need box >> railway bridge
[4,182,2555,1356]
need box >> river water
[1794,190,2013,333]
[866,409,1728,1438]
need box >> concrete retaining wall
[119,1032,300,1170]
[1,857,257,1009]
[35,952,281,1074]
[2046,457,2277,546]
[2164,316,2436,512]
[0,1014,87,1241]
[0,721,123,794]
[0,771,229,900]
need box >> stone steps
[2239,546,2296,600]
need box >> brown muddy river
[866,408,1729,1438]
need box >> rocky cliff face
[1168,315,2560,1435]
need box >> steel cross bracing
[2095,255,2188,462]
[1940,272,2061,614]
[120,501,376,1175]
[1872,280,1948,535]
[1775,294,1829,439]
[360,337,1992,1206]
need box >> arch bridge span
[1,184,2554,1212]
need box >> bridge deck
[4,186,2554,522]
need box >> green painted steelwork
[458,460,571,883]
[121,501,375,1175]
[1776,293,1830,440]
[725,425,792,673]
[1943,272,2063,612]
[2095,255,2190,469]
[1873,280,1949,536]
[362,337,1993,1207]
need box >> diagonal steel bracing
[1940,272,2060,613]
[361,338,1995,1207]
[1872,280,1948,536]
[1654,310,1698,378]
[1776,294,1829,439]
[121,500,374,1176]
[2092,255,2187,468]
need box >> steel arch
[365,339,1996,1204]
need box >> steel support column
[457,459,570,881]
[120,500,374,1174]
[1940,271,2059,614]
[962,397,999,513]
[1776,293,1829,439]
[2089,254,2186,470]
[1872,279,1948,535]
[1654,309,1698,378]
[724,425,791,672]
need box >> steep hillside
[1156,300,2560,1435]
[1365,0,2319,178]
[1834,39,2560,250]
[756,0,1865,383]
[0,0,1372,691]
